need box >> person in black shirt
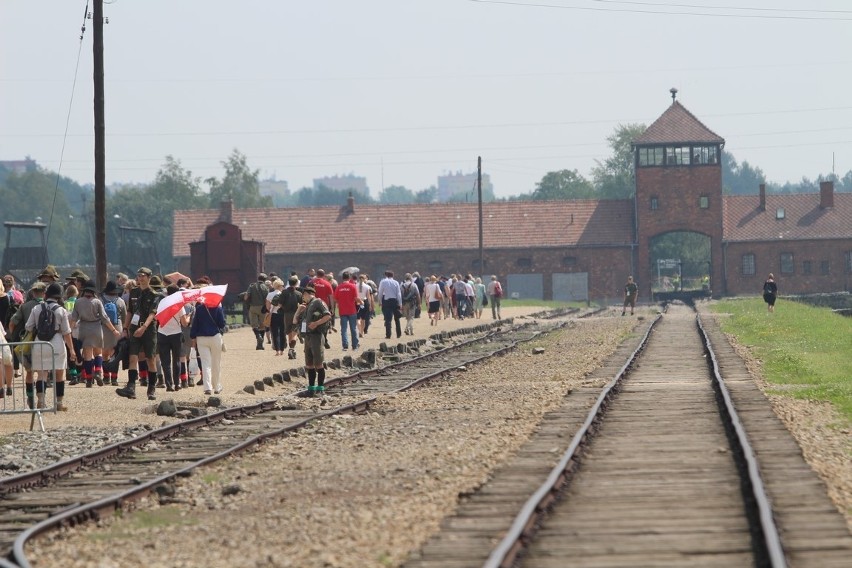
[762,273,778,313]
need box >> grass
[710,298,852,424]
[501,299,594,309]
[89,506,197,540]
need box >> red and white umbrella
[155,284,228,327]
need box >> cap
[38,265,60,280]
[30,281,47,292]
[149,275,164,289]
[137,267,153,277]
[302,285,316,295]
[82,280,98,294]
[102,281,120,295]
[66,269,89,281]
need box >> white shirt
[377,277,402,303]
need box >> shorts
[283,311,298,335]
[303,333,324,367]
[428,301,440,314]
[623,295,636,308]
[128,325,157,359]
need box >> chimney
[220,199,234,223]
[346,191,355,214]
[820,180,834,209]
[758,183,766,211]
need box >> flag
[155,284,227,327]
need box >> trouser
[196,334,223,392]
[381,298,402,339]
[339,313,358,349]
[490,295,501,319]
[157,332,182,388]
[270,312,285,352]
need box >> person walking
[356,274,374,337]
[377,270,403,339]
[158,284,190,391]
[423,275,443,326]
[333,271,360,351]
[242,273,269,350]
[99,281,127,386]
[486,275,503,320]
[25,283,76,411]
[266,279,285,356]
[190,296,226,395]
[115,267,161,401]
[622,276,638,316]
[70,280,121,387]
[294,285,332,396]
[278,276,303,360]
[400,273,420,335]
[762,273,778,313]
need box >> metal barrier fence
[0,339,59,432]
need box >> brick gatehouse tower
[633,92,725,300]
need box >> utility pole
[477,156,483,277]
[93,0,107,287]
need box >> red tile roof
[634,101,725,145]
[172,200,635,257]
[723,192,852,242]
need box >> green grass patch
[710,298,852,424]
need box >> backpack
[280,288,302,313]
[270,292,282,307]
[103,298,120,325]
[36,302,60,341]
[403,283,417,304]
[246,282,267,306]
[305,298,331,335]
[494,281,503,298]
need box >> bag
[262,312,272,329]
[403,283,417,304]
[14,330,35,358]
[280,288,301,313]
[306,299,331,335]
[103,298,120,325]
[483,295,488,306]
[248,282,267,306]
[494,282,503,298]
[36,303,60,341]
[433,285,443,301]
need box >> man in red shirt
[333,271,360,350]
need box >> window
[665,146,691,166]
[776,207,785,219]
[516,257,532,268]
[691,146,719,165]
[780,253,794,275]
[821,261,830,275]
[638,147,664,166]
[742,253,755,276]
[699,195,709,209]
[428,260,443,272]
[650,196,659,210]
[803,261,812,275]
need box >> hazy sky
[3,1,852,198]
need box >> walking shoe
[316,385,326,395]
[196,378,204,386]
[95,376,104,387]
[140,378,148,387]
[324,339,331,349]
[111,378,119,386]
[174,383,181,391]
[203,390,212,395]
[116,384,136,399]
[56,403,69,412]
[166,386,174,392]
[156,375,165,388]
[86,380,93,388]
[5,387,12,396]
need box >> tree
[722,151,766,195]
[378,185,415,204]
[530,169,595,200]
[591,123,646,199]
[414,186,438,203]
[205,150,272,209]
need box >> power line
[467,0,852,21]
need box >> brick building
[172,100,852,302]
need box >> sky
[2,0,852,199]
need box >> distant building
[313,174,369,198]
[437,171,493,201]
[259,178,290,205]
[0,159,36,175]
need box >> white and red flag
[155,284,227,327]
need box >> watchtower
[1,222,49,287]
[633,91,725,299]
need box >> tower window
[776,207,785,219]
[650,196,659,210]
[699,195,709,209]
[780,253,794,275]
[742,253,755,276]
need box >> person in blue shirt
[190,293,226,395]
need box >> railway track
[0,311,581,567]
[406,303,852,568]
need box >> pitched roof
[634,101,725,146]
[172,200,635,258]
[723,192,852,242]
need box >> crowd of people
[0,265,506,407]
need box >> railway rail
[406,303,852,568]
[0,311,582,567]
